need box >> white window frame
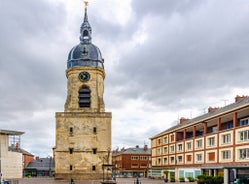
[222,134,231,144]
[222,150,231,160]
[186,142,192,150]
[170,145,175,152]
[164,146,168,153]
[196,140,202,148]
[196,153,202,162]
[239,130,249,141]
[178,155,183,163]
[239,117,249,126]
[163,157,167,164]
[164,137,168,144]
[178,144,183,151]
[208,137,215,146]
[239,148,249,159]
[170,157,175,164]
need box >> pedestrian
[69,178,74,184]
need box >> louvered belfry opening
[78,87,91,108]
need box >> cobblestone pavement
[17,177,197,184]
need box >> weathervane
[84,1,89,11]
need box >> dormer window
[83,30,89,38]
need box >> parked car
[1,180,10,184]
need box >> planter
[170,176,175,182]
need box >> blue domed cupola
[67,2,104,69]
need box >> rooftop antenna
[222,99,228,106]
[202,107,206,114]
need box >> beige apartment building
[150,95,249,184]
[0,129,24,180]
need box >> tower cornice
[66,66,105,79]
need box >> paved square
[17,177,197,184]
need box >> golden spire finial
[84,1,89,11]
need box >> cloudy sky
[1,0,249,157]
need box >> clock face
[78,71,90,82]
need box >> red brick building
[112,145,151,178]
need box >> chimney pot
[144,145,148,151]
[180,117,189,124]
[235,95,248,103]
[208,107,220,113]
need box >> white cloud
[0,0,249,157]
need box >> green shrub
[187,176,195,182]
[170,176,175,182]
[179,176,185,181]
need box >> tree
[163,170,169,182]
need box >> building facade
[112,145,151,178]
[150,96,249,184]
[54,3,112,180]
[24,157,54,177]
[8,143,34,168]
[0,129,24,180]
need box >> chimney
[35,156,40,161]
[208,107,220,113]
[179,117,189,124]
[235,95,248,103]
[144,145,148,151]
[136,145,139,148]
[15,142,19,150]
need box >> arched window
[78,87,91,108]
[83,30,89,37]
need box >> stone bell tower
[54,2,112,180]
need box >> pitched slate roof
[26,158,55,171]
[113,147,151,156]
[151,97,249,139]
